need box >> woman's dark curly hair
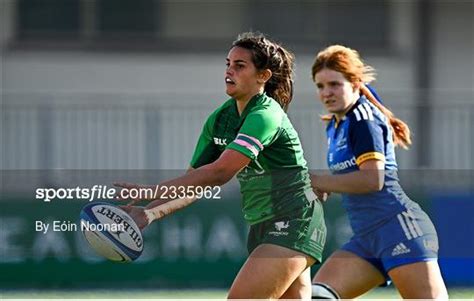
[232,32,295,112]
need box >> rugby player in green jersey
[115,32,326,299]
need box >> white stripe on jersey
[406,210,424,237]
[353,108,362,121]
[362,103,374,120]
[397,213,412,240]
[353,104,375,121]
[403,211,420,239]
[398,210,424,240]
[357,105,369,120]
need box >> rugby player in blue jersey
[309,45,448,299]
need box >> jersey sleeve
[349,118,386,166]
[190,114,220,168]
[226,110,280,160]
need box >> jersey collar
[237,92,265,118]
[345,96,366,115]
[333,96,366,128]
[233,92,265,129]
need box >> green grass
[1,287,473,299]
[361,287,474,299]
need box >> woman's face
[314,68,359,118]
[225,46,264,102]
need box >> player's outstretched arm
[115,149,250,228]
[311,159,385,194]
[150,149,250,200]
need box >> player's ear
[257,69,272,84]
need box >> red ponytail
[360,85,412,149]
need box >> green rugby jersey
[190,93,315,224]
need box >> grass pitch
[1,287,473,299]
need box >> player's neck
[235,98,249,115]
[335,98,358,121]
[235,90,263,115]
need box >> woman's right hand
[119,205,149,230]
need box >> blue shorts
[341,206,439,283]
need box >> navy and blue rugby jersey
[326,96,418,235]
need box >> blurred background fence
[2,91,473,171]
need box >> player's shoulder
[346,97,385,125]
[249,94,284,118]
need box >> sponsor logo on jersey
[274,221,289,231]
[329,156,356,171]
[334,129,347,151]
[391,242,411,256]
[337,128,345,139]
[269,221,290,236]
[213,137,227,146]
[336,138,348,151]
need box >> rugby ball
[80,202,144,262]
